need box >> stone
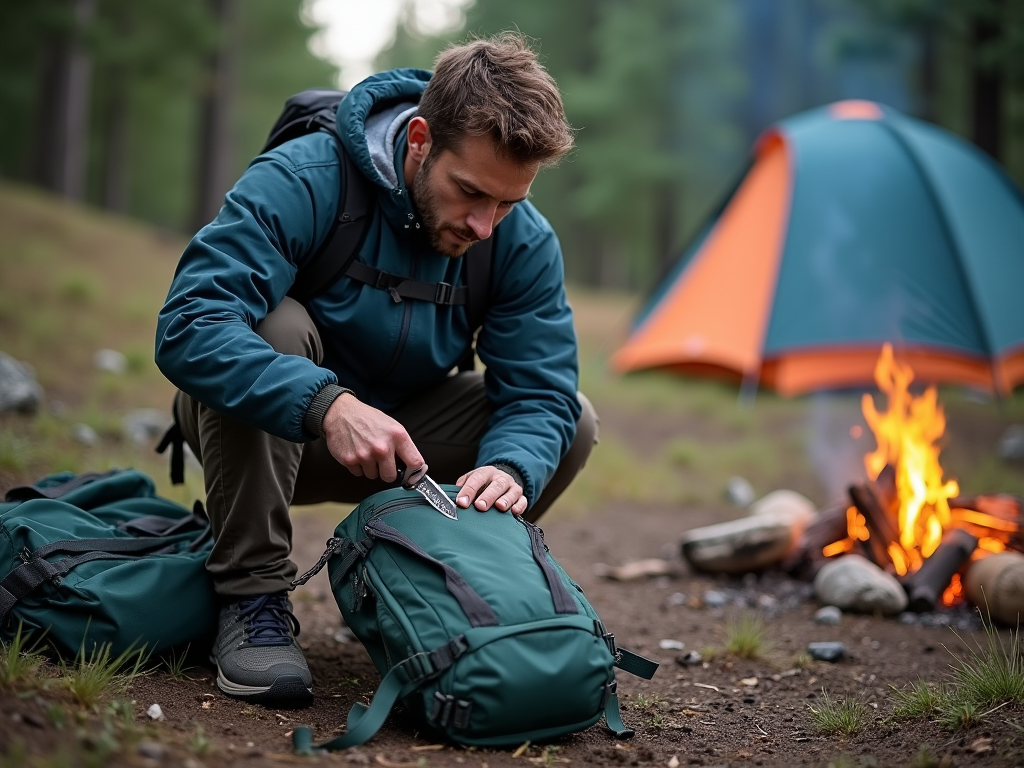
[749,489,817,528]
[72,423,99,447]
[725,476,755,507]
[814,606,842,625]
[0,352,43,415]
[93,348,128,375]
[146,703,164,721]
[964,552,1024,625]
[137,742,166,760]
[675,650,703,666]
[123,409,170,446]
[813,554,908,615]
[807,641,846,662]
[997,425,1024,461]
[702,590,728,608]
[658,639,685,651]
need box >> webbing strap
[345,261,469,306]
[614,648,659,680]
[293,636,464,753]
[34,533,193,560]
[603,689,635,740]
[0,550,154,626]
[155,422,185,485]
[524,522,578,615]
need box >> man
[155,33,596,708]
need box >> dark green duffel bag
[0,469,217,656]
[293,485,658,752]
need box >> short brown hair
[417,33,574,167]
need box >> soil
[3,494,1023,767]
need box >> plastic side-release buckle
[434,282,453,305]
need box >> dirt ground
[3,492,1023,768]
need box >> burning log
[782,503,847,578]
[901,529,978,612]
[848,466,902,569]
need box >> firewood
[782,503,847,577]
[848,479,901,569]
[901,529,978,612]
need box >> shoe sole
[216,668,314,708]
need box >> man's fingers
[511,496,528,515]
[456,470,484,509]
[474,473,511,511]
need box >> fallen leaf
[593,558,675,581]
[681,709,703,717]
[668,756,680,768]
[968,738,992,754]
[411,744,444,752]
[740,677,758,687]
[693,683,719,692]
[375,755,420,767]
[512,741,531,758]
[201,701,212,709]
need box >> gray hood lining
[365,102,418,189]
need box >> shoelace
[237,594,302,647]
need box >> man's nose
[466,203,498,240]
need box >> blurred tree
[30,0,96,201]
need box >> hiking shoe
[213,593,313,707]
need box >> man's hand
[322,393,423,482]
[456,466,527,515]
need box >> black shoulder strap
[457,237,493,372]
[287,148,374,304]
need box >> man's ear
[406,116,432,164]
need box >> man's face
[409,133,538,257]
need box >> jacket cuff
[490,462,525,491]
[302,384,353,439]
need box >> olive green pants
[175,297,598,598]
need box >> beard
[410,153,479,258]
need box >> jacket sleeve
[474,218,582,505]
[155,151,340,442]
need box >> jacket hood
[336,68,431,192]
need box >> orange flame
[858,344,960,571]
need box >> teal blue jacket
[155,69,581,503]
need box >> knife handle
[396,460,428,489]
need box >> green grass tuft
[0,622,48,691]
[890,680,942,721]
[808,689,870,736]
[944,622,1024,710]
[936,697,982,731]
[724,612,773,660]
[61,640,147,709]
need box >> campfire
[794,344,1024,612]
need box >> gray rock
[725,476,755,507]
[658,639,685,651]
[814,606,842,625]
[123,408,170,446]
[675,650,703,666]
[702,590,728,608]
[813,554,908,615]
[93,348,128,375]
[681,514,801,574]
[137,741,166,760]
[898,612,918,625]
[998,425,1024,461]
[72,423,98,447]
[0,352,43,415]
[807,641,846,662]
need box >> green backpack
[0,469,217,656]
[292,485,657,752]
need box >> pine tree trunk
[33,0,95,200]
[192,0,237,231]
[971,0,1004,161]
[101,67,129,213]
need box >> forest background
[1,0,1022,294]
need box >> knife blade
[397,463,459,520]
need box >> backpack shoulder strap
[457,236,493,372]
[287,147,374,304]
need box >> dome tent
[612,100,1024,396]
